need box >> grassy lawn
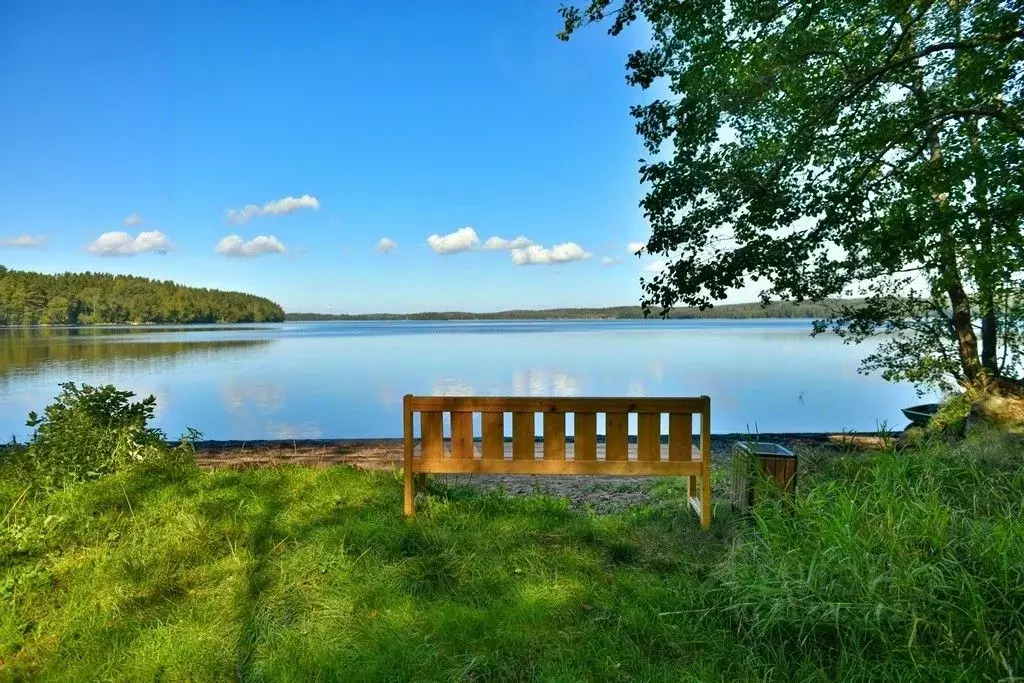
[2,433,1023,680]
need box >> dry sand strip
[189,433,893,512]
[192,433,892,471]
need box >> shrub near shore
[1,386,1022,679]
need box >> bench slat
[574,412,597,461]
[420,411,444,460]
[605,412,628,461]
[481,412,504,460]
[637,413,660,462]
[408,396,707,414]
[512,412,534,460]
[669,412,693,461]
[451,412,475,460]
[543,413,566,460]
[413,458,703,476]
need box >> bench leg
[687,473,712,530]
[404,464,415,517]
[700,469,712,531]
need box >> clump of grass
[926,391,974,438]
[716,429,1024,680]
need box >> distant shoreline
[284,300,857,322]
[0,317,824,330]
[0,298,861,328]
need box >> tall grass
[716,429,1024,680]
[1,427,1021,679]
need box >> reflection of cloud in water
[222,382,285,415]
[529,371,547,395]
[431,378,474,396]
[552,371,579,396]
[649,361,664,382]
[512,368,583,396]
[269,422,323,439]
[378,384,401,406]
[627,380,647,397]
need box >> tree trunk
[926,129,983,386]
[905,10,984,388]
[967,120,999,375]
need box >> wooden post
[699,396,712,530]
[403,394,414,517]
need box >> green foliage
[22,383,195,488]
[1,433,1021,678]
[286,298,863,321]
[559,0,1024,392]
[0,267,285,325]
[927,392,974,438]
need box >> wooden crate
[730,441,797,512]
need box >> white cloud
[87,231,171,256]
[627,241,646,254]
[216,234,285,257]
[601,256,620,266]
[483,235,534,251]
[123,212,142,226]
[226,194,320,224]
[427,226,479,254]
[510,242,591,266]
[1,234,46,248]
[643,259,667,274]
[376,237,396,253]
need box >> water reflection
[511,368,584,396]
[0,327,273,380]
[431,378,475,396]
[0,320,937,440]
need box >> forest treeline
[0,266,285,325]
[286,300,862,321]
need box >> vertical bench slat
[669,413,693,461]
[481,412,504,460]
[420,411,444,460]
[451,412,475,460]
[605,412,628,461]
[637,413,660,462]
[543,412,566,460]
[574,412,597,461]
[512,412,534,460]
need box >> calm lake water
[0,320,935,441]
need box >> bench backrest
[402,395,713,528]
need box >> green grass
[2,432,1023,681]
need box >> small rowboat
[901,403,940,427]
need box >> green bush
[22,382,196,488]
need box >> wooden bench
[402,395,713,529]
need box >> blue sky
[0,0,680,313]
